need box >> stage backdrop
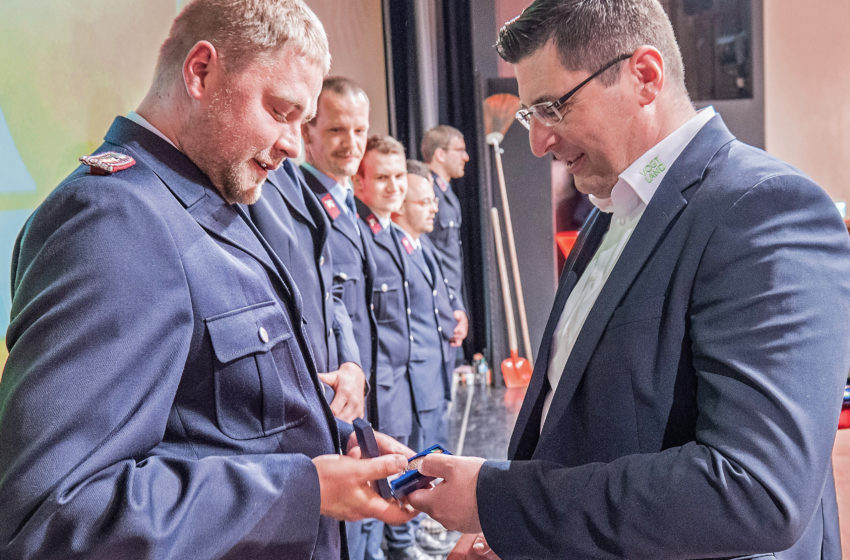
[0,0,387,373]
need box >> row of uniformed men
[246,76,470,560]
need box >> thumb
[353,454,408,480]
[417,452,452,478]
[317,372,338,387]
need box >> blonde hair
[154,0,330,87]
[420,125,463,163]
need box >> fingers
[416,450,453,478]
[374,430,415,457]
[351,453,408,480]
[318,372,338,387]
[447,533,479,559]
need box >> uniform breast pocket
[206,301,311,440]
[333,267,362,317]
[372,277,403,324]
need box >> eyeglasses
[405,197,439,209]
[515,53,632,130]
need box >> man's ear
[629,46,665,106]
[183,40,219,101]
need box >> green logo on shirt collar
[639,156,666,183]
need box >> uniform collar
[126,111,179,151]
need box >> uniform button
[258,326,269,343]
[449,220,455,227]
[381,283,388,292]
[409,335,414,341]
[450,294,455,300]
[328,328,333,337]
[404,281,409,288]
[443,277,448,284]
[319,255,325,266]
[370,303,375,311]
[339,272,348,280]
[406,308,411,315]
[325,291,330,301]
[432,289,438,296]
[434,307,439,314]
[437,326,443,333]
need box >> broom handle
[491,141,534,363]
[490,208,519,353]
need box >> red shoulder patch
[80,152,136,175]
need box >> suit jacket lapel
[508,209,611,459]
[537,116,736,445]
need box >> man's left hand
[451,310,469,347]
[406,453,485,533]
[318,361,366,422]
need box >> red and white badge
[367,214,382,234]
[80,152,136,175]
[401,236,414,255]
[321,193,341,220]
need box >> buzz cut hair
[357,134,406,176]
[308,76,370,124]
[496,0,685,91]
[420,125,464,163]
[154,0,330,88]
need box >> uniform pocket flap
[206,301,293,363]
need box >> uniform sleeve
[477,173,850,558]
[0,178,322,559]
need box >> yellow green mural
[0,1,185,373]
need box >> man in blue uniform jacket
[301,77,378,422]
[0,2,414,559]
[249,158,367,422]
[409,1,850,559]
[421,125,470,365]
[355,136,438,560]
[393,161,466,452]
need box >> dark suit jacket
[477,116,850,559]
[428,173,466,313]
[302,166,378,421]
[0,118,347,559]
[247,160,360,375]
[356,202,413,439]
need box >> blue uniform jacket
[477,116,850,559]
[302,166,378,421]
[0,117,348,559]
[356,201,413,439]
[428,173,465,313]
[247,160,360,375]
[396,229,459,413]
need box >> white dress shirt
[540,107,716,429]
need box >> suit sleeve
[0,178,323,559]
[477,174,850,558]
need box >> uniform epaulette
[79,152,136,175]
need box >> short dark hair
[309,76,369,124]
[497,0,685,90]
[356,134,406,176]
[406,159,431,180]
[420,125,463,163]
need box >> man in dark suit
[409,1,850,559]
[0,2,414,558]
[249,158,367,422]
[421,125,470,365]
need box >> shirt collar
[302,162,353,213]
[393,223,421,250]
[126,111,179,150]
[433,173,449,193]
[590,106,716,216]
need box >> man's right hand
[311,453,416,524]
[448,533,501,559]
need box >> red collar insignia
[80,152,136,175]
[401,236,414,255]
[367,214,382,234]
[321,193,341,220]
